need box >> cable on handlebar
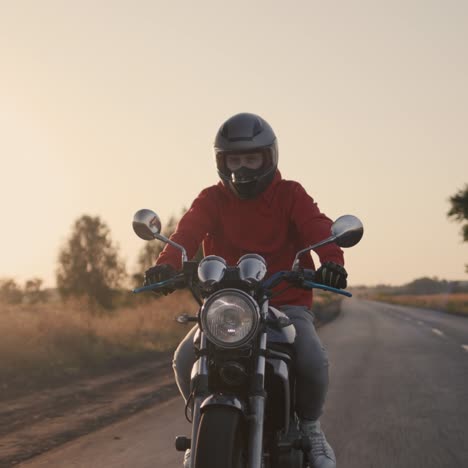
[261,270,352,298]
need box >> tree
[447,184,468,272]
[56,215,126,309]
[24,278,48,304]
[0,278,23,304]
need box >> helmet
[214,113,278,199]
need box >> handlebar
[302,281,352,297]
[133,269,352,298]
[132,274,185,294]
[261,270,352,297]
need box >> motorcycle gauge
[237,254,267,284]
[198,256,227,289]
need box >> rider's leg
[279,305,336,468]
[173,326,198,468]
[279,305,329,418]
[172,325,198,403]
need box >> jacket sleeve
[155,187,218,270]
[289,183,344,266]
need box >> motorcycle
[132,209,363,468]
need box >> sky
[0,0,467,287]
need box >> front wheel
[194,406,246,468]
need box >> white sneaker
[183,448,191,468]
[299,419,336,468]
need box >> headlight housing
[201,289,260,348]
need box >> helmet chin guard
[214,113,278,199]
[229,165,276,199]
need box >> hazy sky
[1,0,467,287]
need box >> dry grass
[312,290,343,324]
[0,291,197,398]
[313,289,338,305]
[376,293,468,316]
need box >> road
[20,299,468,467]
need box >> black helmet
[214,113,278,199]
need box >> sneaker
[183,448,191,468]
[299,419,336,468]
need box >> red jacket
[156,171,344,307]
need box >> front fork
[188,331,268,468]
[247,332,267,468]
[188,333,209,468]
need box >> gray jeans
[172,305,329,420]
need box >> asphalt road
[20,299,468,468]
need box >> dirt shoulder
[1,355,176,467]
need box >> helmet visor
[225,152,263,171]
[216,147,273,178]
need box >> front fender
[200,394,245,414]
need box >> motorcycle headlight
[201,289,260,348]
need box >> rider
[145,113,347,468]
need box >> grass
[0,291,197,399]
[313,289,341,306]
[374,293,468,316]
[312,290,344,324]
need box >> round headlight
[201,289,260,348]
[198,256,227,289]
[237,254,267,284]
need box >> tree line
[367,276,468,296]
[0,277,48,305]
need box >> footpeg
[175,436,191,451]
[293,435,312,452]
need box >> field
[375,293,468,316]
[0,291,196,400]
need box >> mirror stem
[153,233,188,265]
[292,236,336,270]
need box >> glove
[315,262,348,289]
[144,264,177,295]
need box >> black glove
[315,262,348,289]
[144,264,177,295]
